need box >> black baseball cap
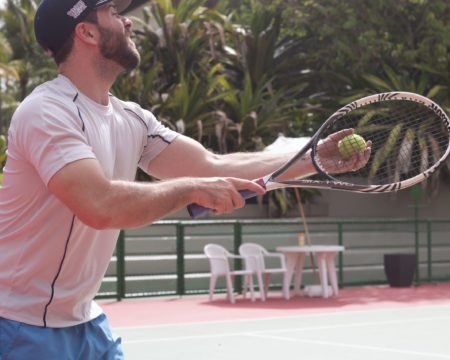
[34,0,132,55]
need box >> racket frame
[267,91,450,193]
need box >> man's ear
[73,22,98,45]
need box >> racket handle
[187,189,259,219]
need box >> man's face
[96,3,140,71]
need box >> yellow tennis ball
[338,134,367,160]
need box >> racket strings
[314,100,450,186]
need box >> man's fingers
[346,141,371,171]
[229,177,266,195]
[197,177,265,215]
[363,141,372,162]
[227,177,265,211]
[328,128,354,142]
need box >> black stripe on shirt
[42,215,75,327]
[72,92,85,132]
[124,108,172,144]
[124,108,148,131]
[149,134,171,144]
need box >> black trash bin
[384,253,416,287]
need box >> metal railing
[100,217,450,300]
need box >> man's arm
[147,135,316,180]
[47,158,264,229]
[147,130,370,181]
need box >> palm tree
[0,30,19,135]
[0,0,57,102]
[113,0,236,146]
[217,4,311,152]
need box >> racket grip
[187,189,259,219]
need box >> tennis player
[0,0,369,358]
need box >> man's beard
[97,25,140,71]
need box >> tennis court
[103,283,450,360]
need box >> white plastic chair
[239,243,289,301]
[204,244,256,304]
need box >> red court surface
[102,283,450,328]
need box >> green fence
[97,218,450,301]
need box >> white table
[276,246,344,299]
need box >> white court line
[115,303,450,330]
[248,333,450,359]
[121,315,450,344]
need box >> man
[0,0,371,358]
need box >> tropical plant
[0,134,6,185]
[1,0,57,98]
[0,30,19,135]
[0,0,57,135]
[117,0,314,153]
[252,0,449,73]
[215,3,315,153]
[0,134,6,162]
[113,0,233,145]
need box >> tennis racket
[188,92,450,218]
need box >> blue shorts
[0,313,124,360]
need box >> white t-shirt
[0,75,178,328]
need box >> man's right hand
[187,177,265,215]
